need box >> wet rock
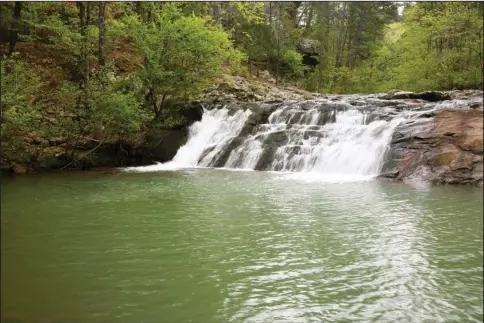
[208,138,242,167]
[143,128,189,163]
[470,102,482,109]
[432,109,483,153]
[416,91,452,102]
[179,104,204,125]
[448,89,483,100]
[382,108,483,185]
[254,146,277,170]
[264,131,289,147]
[11,164,27,174]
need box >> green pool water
[1,169,482,323]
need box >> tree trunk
[149,88,160,119]
[348,4,367,69]
[135,2,142,16]
[77,2,88,88]
[317,2,329,91]
[98,2,106,68]
[61,6,68,23]
[78,2,85,34]
[335,3,347,69]
[269,2,272,24]
[287,2,302,29]
[8,2,22,56]
[267,2,273,71]
[332,3,347,90]
[276,34,280,85]
[146,3,152,23]
[275,3,282,85]
[305,4,313,34]
[85,2,91,85]
[86,2,91,26]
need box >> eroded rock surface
[199,74,319,104]
[381,108,483,185]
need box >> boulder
[142,128,189,163]
[384,90,452,102]
[381,108,483,185]
[260,70,276,84]
[296,38,319,56]
[11,164,27,174]
[199,74,307,104]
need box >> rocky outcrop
[202,89,483,186]
[382,89,483,103]
[200,74,318,104]
[141,128,189,163]
[383,90,452,102]
[381,108,483,186]
[66,104,204,168]
[296,38,320,67]
[11,164,27,175]
[296,38,319,56]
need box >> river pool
[1,169,482,322]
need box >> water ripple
[1,170,482,323]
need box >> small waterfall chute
[124,108,252,172]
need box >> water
[126,98,421,179]
[173,109,252,168]
[1,170,483,323]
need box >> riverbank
[2,74,482,186]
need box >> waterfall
[171,108,252,167]
[124,98,413,181]
[125,108,252,172]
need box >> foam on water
[124,162,203,173]
[270,171,376,184]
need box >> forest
[0,1,483,170]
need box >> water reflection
[1,170,482,323]
[216,177,482,322]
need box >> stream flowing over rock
[126,91,483,186]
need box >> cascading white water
[124,108,251,172]
[174,108,252,167]
[222,105,406,181]
[124,99,414,182]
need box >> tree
[8,2,22,56]
[1,56,42,165]
[374,2,483,91]
[123,4,243,120]
[98,1,106,68]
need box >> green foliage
[1,56,42,135]
[124,4,242,107]
[1,1,482,169]
[87,76,148,137]
[1,56,43,163]
[364,2,483,92]
[299,2,482,93]
[280,49,307,80]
